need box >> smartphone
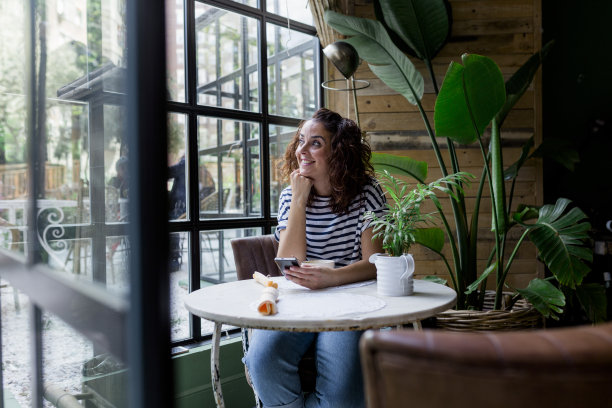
[274,257,300,275]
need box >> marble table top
[184,277,457,332]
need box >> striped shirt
[274,179,386,267]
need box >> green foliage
[324,10,424,105]
[495,41,554,127]
[373,0,451,61]
[366,171,472,257]
[371,153,428,183]
[573,283,607,323]
[523,199,592,288]
[325,1,603,321]
[515,278,565,319]
[434,54,506,144]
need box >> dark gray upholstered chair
[360,322,612,408]
[230,234,316,406]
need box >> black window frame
[0,0,172,407]
[170,0,323,346]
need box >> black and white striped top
[274,180,386,267]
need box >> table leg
[412,320,422,330]
[211,322,225,408]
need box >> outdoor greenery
[325,0,606,321]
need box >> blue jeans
[244,330,365,408]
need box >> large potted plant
[325,0,606,324]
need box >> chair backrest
[231,233,317,393]
[360,322,612,408]
[230,234,280,280]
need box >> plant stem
[425,60,439,95]
[439,251,458,291]
[477,137,503,308]
[498,230,529,296]
[350,76,360,129]
[432,198,460,282]
[415,98,448,177]
[415,97,473,306]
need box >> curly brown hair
[280,108,374,214]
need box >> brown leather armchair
[360,323,612,408]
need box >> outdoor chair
[359,322,612,408]
[230,234,317,406]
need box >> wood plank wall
[325,0,543,289]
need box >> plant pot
[370,253,414,296]
[432,291,543,332]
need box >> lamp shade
[323,41,360,79]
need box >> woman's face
[295,119,332,184]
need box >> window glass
[42,312,123,408]
[0,0,131,403]
[168,113,188,220]
[197,117,261,218]
[195,3,260,111]
[170,231,190,341]
[166,0,186,102]
[266,0,314,25]
[167,1,318,341]
[266,23,318,118]
[199,227,261,334]
[105,105,129,224]
[106,234,130,292]
[269,124,296,215]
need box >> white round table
[184,277,456,408]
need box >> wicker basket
[433,291,543,332]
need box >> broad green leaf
[512,204,540,223]
[325,11,424,105]
[414,227,445,253]
[574,282,607,323]
[495,40,554,127]
[504,136,534,181]
[528,198,592,288]
[516,278,565,319]
[375,0,450,61]
[465,262,497,295]
[434,54,506,144]
[371,152,427,183]
[531,138,580,172]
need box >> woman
[244,108,385,408]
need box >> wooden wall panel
[325,0,544,290]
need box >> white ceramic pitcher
[369,253,415,296]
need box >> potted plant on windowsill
[366,170,472,297]
[325,0,606,325]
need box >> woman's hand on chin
[290,170,312,206]
[284,265,337,290]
